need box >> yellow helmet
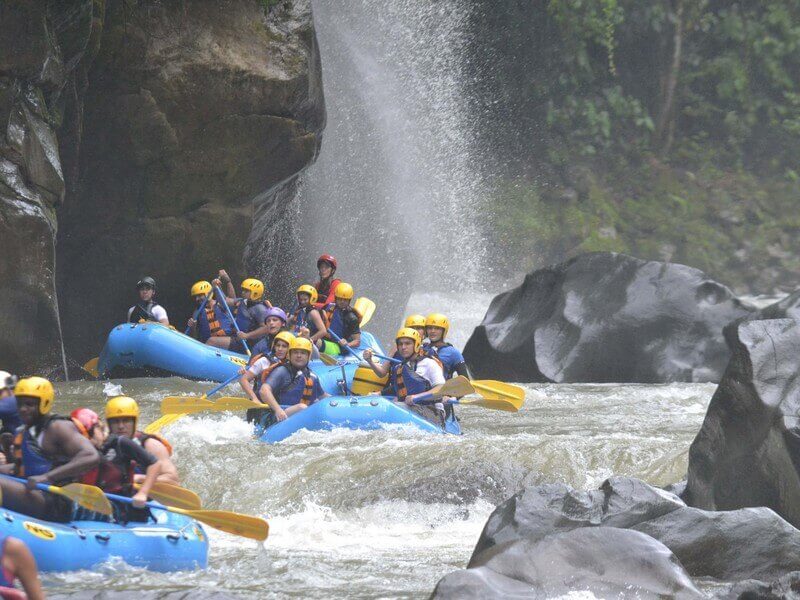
[334,282,354,300]
[395,327,422,352]
[191,280,212,297]
[272,331,296,349]
[105,396,140,428]
[240,278,265,301]
[425,313,450,337]
[289,336,313,355]
[404,314,427,329]
[296,284,319,305]
[14,377,55,415]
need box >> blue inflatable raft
[256,395,461,443]
[96,323,383,395]
[0,505,208,572]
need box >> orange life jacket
[134,430,173,456]
[205,305,226,337]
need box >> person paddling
[105,396,179,485]
[249,307,289,356]
[425,314,469,379]
[71,408,161,522]
[0,378,99,522]
[0,535,44,600]
[319,283,361,355]
[240,331,295,404]
[186,280,236,349]
[128,276,169,325]
[313,254,341,310]
[364,329,447,427]
[289,285,327,345]
[259,337,328,422]
[216,270,273,351]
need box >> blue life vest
[0,396,21,433]
[430,343,464,379]
[14,417,71,477]
[274,366,319,406]
[326,304,345,338]
[234,299,270,334]
[196,303,234,342]
[294,306,319,336]
[250,334,276,358]
[0,535,13,588]
[391,360,433,401]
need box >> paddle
[185,291,212,335]
[82,356,100,378]
[325,330,364,361]
[135,481,202,510]
[102,491,269,541]
[470,380,525,409]
[0,474,113,516]
[214,284,250,356]
[147,371,243,433]
[317,352,340,366]
[413,376,475,403]
[161,396,260,415]
[143,413,184,435]
[353,297,376,327]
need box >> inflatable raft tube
[256,395,462,443]
[97,323,383,391]
[0,505,208,572]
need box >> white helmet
[0,371,17,391]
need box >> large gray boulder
[470,476,685,563]
[463,252,754,383]
[685,318,800,528]
[433,528,703,600]
[634,506,800,581]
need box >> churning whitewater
[44,359,713,597]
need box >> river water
[44,374,714,598]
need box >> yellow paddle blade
[56,483,114,516]
[430,376,475,399]
[143,413,185,434]
[82,357,99,378]
[317,352,339,366]
[471,380,526,410]
[168,507,269,541]
[137,482,202,511]
[459,396,520,412]
[161,396,260,415]
[354,297,376,327]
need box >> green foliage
[531,0,800,171]
[492,164,800,291]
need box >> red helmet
[317,254,337,270]
[71,408,100,437]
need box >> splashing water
[45,375,713,599]
[297,0,489,341]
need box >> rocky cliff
[0,0,324,373]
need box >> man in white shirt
[127,277,168,325]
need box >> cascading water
[299,0,488,337]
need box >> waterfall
[300,0,487,337]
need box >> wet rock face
[0,1,99,373]
[469,476,685,563]
[685,318,800,527]
[57,0,325,357]
[439,476,800,598]
[633,506,800,581]
[433,528,704,600]
[463,252,754,383]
